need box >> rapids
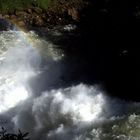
[0,27,140,140]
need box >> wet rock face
[68,7,80,21]
[0,19,14,30]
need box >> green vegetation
[0,0,53,14]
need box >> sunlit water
[0,28,140,140]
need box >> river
[0,24,140,140]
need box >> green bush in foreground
[0,127,29,140]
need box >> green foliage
[0,127,30,140]
[0,0,53,14]
[33,0,52,9]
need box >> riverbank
[0,0,89,28]
[0,0,139,31]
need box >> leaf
[22,132,29,137]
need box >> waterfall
[0,28,140,140]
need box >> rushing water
[0,27,140,140]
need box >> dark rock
[0,18,14,30]
[10,14,17,19]
[33,16,45,26]
[15,11,27,16]
[27,8,32,14]
[17,20,26,27]
[68,7,80,21]
[0,14,3,19]
[33,7,43,14]
[3,15,10,18]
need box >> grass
[0,0,52,14]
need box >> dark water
[33,24,140,101]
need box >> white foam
[0,31,41,113]
[0,30,140,140]
[33,84,105,124]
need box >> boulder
[0,19,14,30]
[68,7,79,21]
[17,20,26,27]
[10,14,17,19]
[33,16,45,26]
[33,7,43,14]
[0,14,3,19]
[27,8,32,14]
[15,11,28,16]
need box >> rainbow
[3,18,38,48]
[0,17,26,31]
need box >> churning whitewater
[0,29,140,140]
